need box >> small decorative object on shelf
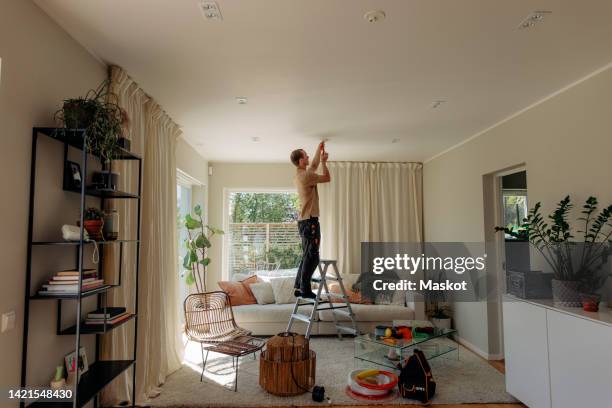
[103,209,119,240]
[64,160,82,190]
[65,347,89,385]
[50,365,66,390]
[83,207,104,240]
[92,170,120,191]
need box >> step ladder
[286,259,360,339]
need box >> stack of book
[85,307,131,326]
[37,269,104,296]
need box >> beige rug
[146,337,516,407]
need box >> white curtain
[318,162,423,275]
[100,66,183,406]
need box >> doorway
[482,166,527,362]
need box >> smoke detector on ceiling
[199,1,223,21]
[235,97,248,105]
[518,10,551,29]
[364,10,386,24]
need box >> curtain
[318,162,423,275]
[100,66,183,406]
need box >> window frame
[222,187,298,280]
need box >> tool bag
[398,349,436,403]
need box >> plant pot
[83,220,104,240]
[580,293,601,312]
[431,317,451,329]
[551,279,582,307]
[63,101,97,129]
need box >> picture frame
[64,346,88,379]
[64,160,82,190]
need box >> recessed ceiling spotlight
[431,100,446,109]
[391,138,400,144]
[235,97,248,105]
[364,10,386,24]
[518,10,551,29]
[251,137,260,142]
[199,1,223,21]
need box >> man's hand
[322,152,329,162]
[319,141,325,152]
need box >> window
[226,191,301,279]
[502,189,528,240]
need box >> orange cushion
[328,283,373,305]
[218,275,258,306]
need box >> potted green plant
[83,207,104,241]
[55,79,123,163]
[497,196,612,307]
[429,304,452,329]
[182,204,223,293]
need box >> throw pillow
[327,282,372,305]
[217,275,258,306]
[270,277,297,304]
[249,281,275,305]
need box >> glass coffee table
[354,328,458,370]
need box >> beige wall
[0,0,106,393]
[207,162,295,288]
[423,64,612,356]
[176,138,208,186]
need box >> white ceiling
[35,0,612,162]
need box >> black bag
[398,349,436,403]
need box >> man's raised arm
[308,141,324,172]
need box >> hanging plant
[54,79,123,162]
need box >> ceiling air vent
[199,1,223,21]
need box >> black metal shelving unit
[21,128,142,408]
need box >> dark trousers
[294,217,320,292]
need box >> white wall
[207,162,295,288]
[423,63,612,356]
[0,0,106,392]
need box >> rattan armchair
[184,291,265,391]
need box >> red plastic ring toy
[355,370,398,390]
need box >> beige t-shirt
[295,168,322,220]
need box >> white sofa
[232,302,415,335]
[229,273,417,335]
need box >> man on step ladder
[289,141,330,299]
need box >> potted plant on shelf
[497,196,612,307]
[82,207,104,241]
[181,204,224,293]
[429,304,452,329]
[54,79,123,163]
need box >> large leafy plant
[498,196,612,291]
[182,204,223,293]
[55,79,123,162]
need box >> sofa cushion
[217,275,258,306]
[249,281,275,304]
[269,277,297,304]
[233,303,314,323]
[318,304,414,322]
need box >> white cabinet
[547,309,612,408]
[503,297,612,408]
[503,300,551,408]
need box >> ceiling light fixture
[431,100,446,109]
[251,137,260,142]
[235,97,248,105]
[199,1,223,21]
[518,10,551,29]
[391,138,400,144]
[364,10,386,24]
